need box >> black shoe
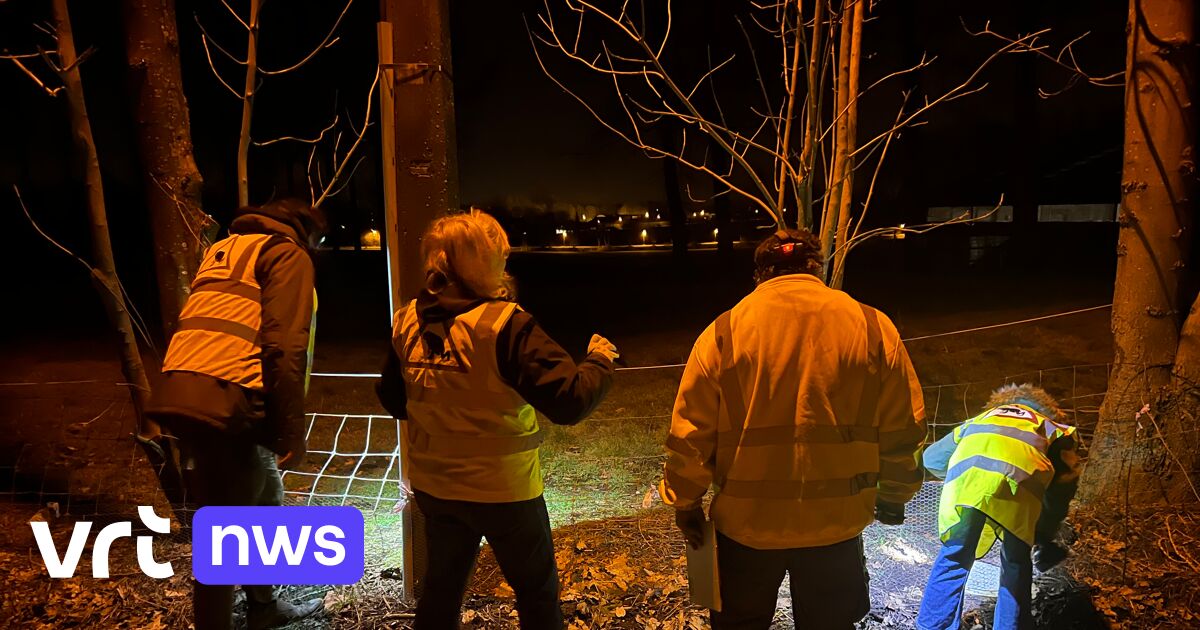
[247,597,324,630]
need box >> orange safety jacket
[163,233,274,389]
[660,274,927,549]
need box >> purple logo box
[192,506,365,585]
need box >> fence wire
[0,361,1117,519]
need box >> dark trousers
[713,532,870,630]
[413,490,562,630]
[180,427,285,630]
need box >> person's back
[660,228,926,629]
[706,271,922,547]
[376,210,618,630]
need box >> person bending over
[917,384,1080,630]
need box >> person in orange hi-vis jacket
[659,228,927,630]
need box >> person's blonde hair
[421,209,513,298]
[986,383,1062,420]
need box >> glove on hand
[1034,542,1068,572]
[875,500,905,525]
[588,334,620,363]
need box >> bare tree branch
[8,56,63,96]
[834,195,1006,261]
[253,115,340,147]
[259,0,355,76]
[314,67,379,208]
[965,19,1124,95]
[195,14,246,65]
[200,34,245,99]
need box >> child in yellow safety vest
[917,384,1081,630]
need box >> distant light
[713,228,719,237]
[644,211,650,219]
[699,210,706,217]
[360,228,381,250]
[618,217,622,223]
[640,229,648,238]
[581,215,587,222]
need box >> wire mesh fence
[0,361,1118,521]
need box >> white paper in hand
[685,520,721,611]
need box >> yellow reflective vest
[660,274,927,549]
[938,404,1076,557]
[393,299,543,503]
[162,234,317,392]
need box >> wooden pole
[386,0,460,302]
[380,0,461,601]
[376,16,420,604]
[378,21,402,320]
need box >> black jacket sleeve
[256,239,315,457]
[1035,435,1082,544]
[376,344,408,420]
[495,311,614,425]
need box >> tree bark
[123,0,212,337]
[1081,0,1197,505]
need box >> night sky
[0,0,1127,336]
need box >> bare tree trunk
[663,144,688,258]
[1081,0,1197,505]
[51,0,157,439]
[830,0,863,289]
[237,0,262,208]
[797,0,823,231]
[123,0,211,336]
[821,4,852,260]
[821,1,857,282]
[774,0,804,230]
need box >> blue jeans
[917,507,1033,630]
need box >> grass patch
[538,368,679,527]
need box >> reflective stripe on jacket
[939,404,1076,556]
[394,299,542,503]
[660,274,927,549]
[163,234,273,389]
